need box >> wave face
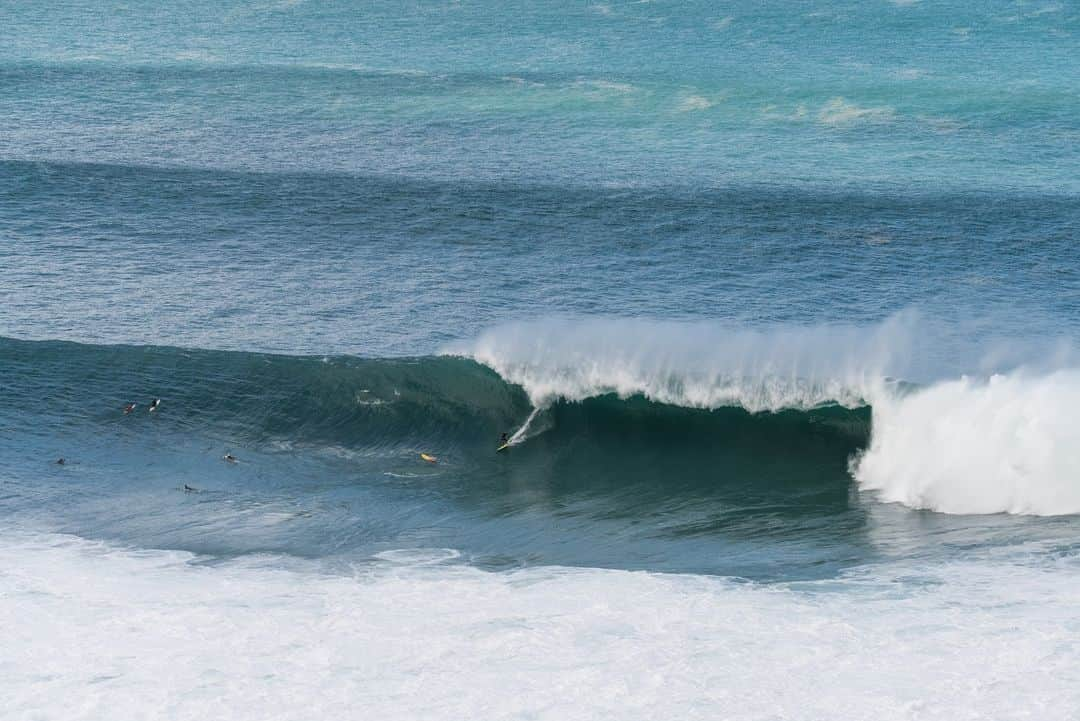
[0,337,525,452]
[0,333,867,463]
[0,333,875,579]
[5,321,1080,521]
[453,319,1080,516]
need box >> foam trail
[448,316,921,412]
[852,370,1080,515]
[507,406,542,445]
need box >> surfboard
[496,443,510,453]
[420,453,438,463]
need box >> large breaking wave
[851,371,1080,515]
[452,317,910,412]
[452,318,1080,516]
[3,316,1079,516]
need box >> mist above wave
[450,315,920,412]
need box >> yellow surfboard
[496,443,510,453]
[420,453,438,463]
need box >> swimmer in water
[223,454,238,463]
[56,458,65,465]
[148,399,161,412]
[183,484,197,492]
[123,402,136,414]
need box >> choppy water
[2,1,1080,719]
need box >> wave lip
[447,317,913,413]
[452,318,1080,518]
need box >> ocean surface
[2,1,1080,719]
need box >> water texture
[2,1,1079,719]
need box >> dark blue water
[3,160,1078,355]
[2,3,1080,716]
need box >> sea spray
[448,316,918,411]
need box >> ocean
[2,0,1079,718]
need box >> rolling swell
[0,336,525,451]
[2,335,884,578]
[1,335,868,484]
[6,330,1079,584]
[6,332,1079,518]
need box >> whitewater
[4,321,1080,717]
[456,317,1080,516]
[3,0,1079,718]
[4,530,1079,721]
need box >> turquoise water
[4,1,1078,190]
[2,2,1080,718]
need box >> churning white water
[2,530,1079,721]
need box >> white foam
[677,94,714,112]
[575,79,637,95]
[373,548,461,565]
[447,316,917,412]
[507,406,543,445]
[852,370,1080,515]
[3,531,1080,720]
[818,97,896,126]
[450,318,1080,516]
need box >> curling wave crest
[452,318,1080,516]
[5,315,1079,517]
[450,317,911,412]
